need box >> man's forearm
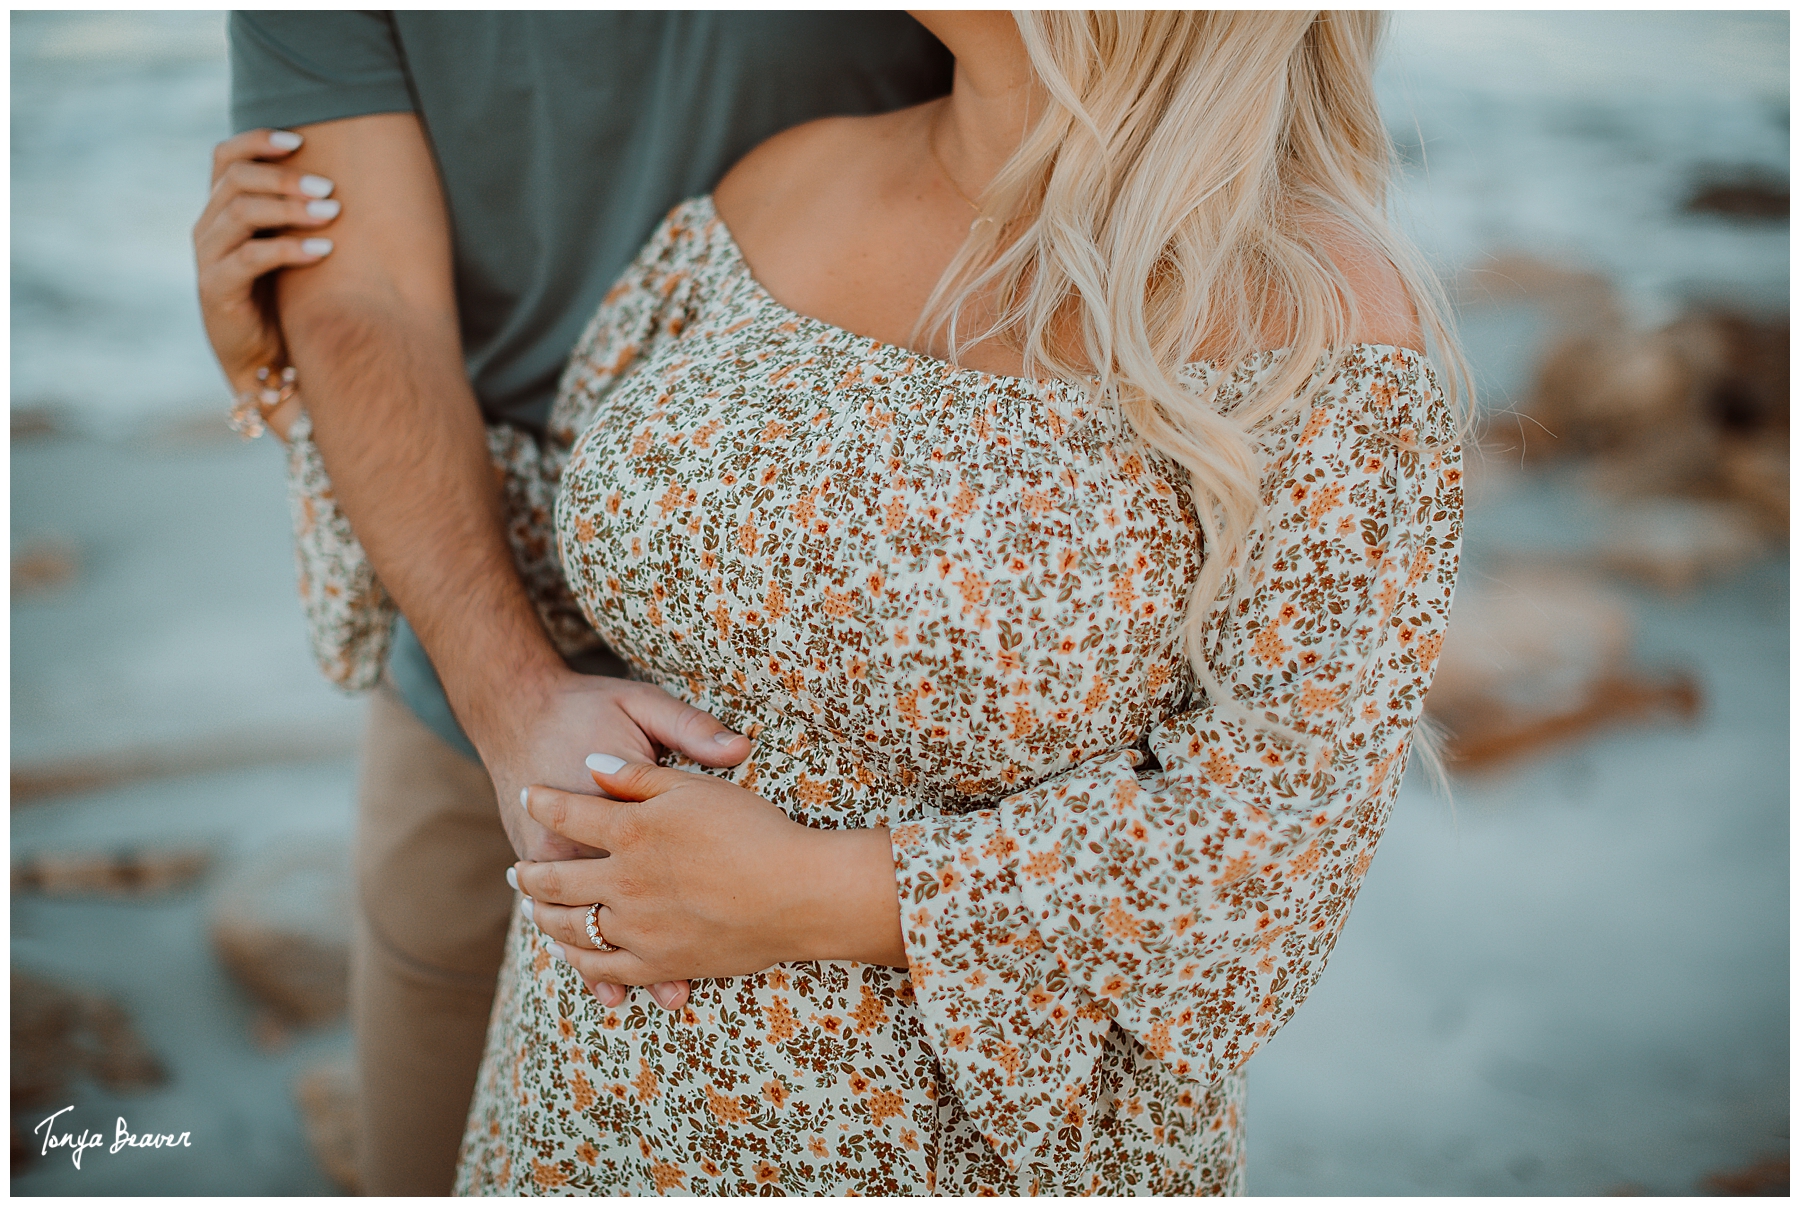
[285,299,563,753]
[272,113,561,762]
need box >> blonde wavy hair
[920,11,1472,695]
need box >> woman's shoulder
[1325,230,1425,353]
[715,114,871,212]
[712,108,919,260]
[1278,207,1425,353]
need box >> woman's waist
[653,684,1160,828]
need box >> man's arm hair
[273,112,565,754]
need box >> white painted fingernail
[306,198,340,219]
[520,898,534,923]
[301,238,333,257]
[547,942,568,963]
[268,130,303,151]
[586,753,626,775]
[505,866,519,892]
[299,174,334,198]
[713,731,743,746]
[520,786,530,810]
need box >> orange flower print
[1023,845,1063,882]
[575,1142,598,1166]
[754,1160,781,1185]
[1297,683,1342,714]
[1307,482,1344,524]
[531,1160,569,1191]
[632,1058,658,1103]
[650,1160,686,1192]
[569,1068,596,1112]
[1377,577,1400,616]
[1103,900,1145,942]
[1108,574,1136,610]
[982,831,1017,860]
[1215,850,1257,886]
[763,1080,789,1109]
[1252,624,1290,666]
[1203,748,1240,786]
[851,986,890,1035]
[705,1084,750,1125]
[1082,678,1111,714]
[762,997,798,1044]
[868,1089,907,1128]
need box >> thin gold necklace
[929,110,986,220]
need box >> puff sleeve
[888,347,1463,1176]
[279,200,717,690]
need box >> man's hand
[489,671,752,862]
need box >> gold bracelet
[228,365,299,439]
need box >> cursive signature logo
[32,1106,192,1169]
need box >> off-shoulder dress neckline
[692,192,1435,398]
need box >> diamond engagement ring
[584,904,619,952]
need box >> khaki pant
[350,683,515,1195]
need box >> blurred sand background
[10,10,1788,1196]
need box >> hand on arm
[192,115,754,1008]
[212,113,751,865]
[192,126,340,439]
[511,760,907,1003]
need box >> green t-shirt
[229,12,953,759]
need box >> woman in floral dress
[202,11,1466,1195]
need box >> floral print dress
[287,196,1462,1195]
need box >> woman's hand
[192,127,341,435]
[513,758,907,1009]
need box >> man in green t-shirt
[215,13,950,1192]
